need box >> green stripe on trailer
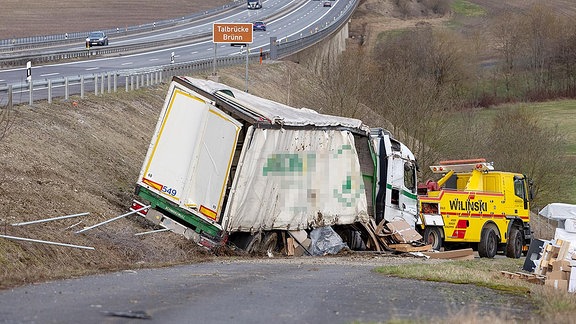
[137,187,221,238]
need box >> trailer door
[138,85,241,223]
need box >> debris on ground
[102,310,152,319]
[422,248,475,260]
[518,203,576,292]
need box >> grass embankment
[451,0,486,17]
[375,258,576,323]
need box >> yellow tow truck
[417,159,533,258]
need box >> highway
[0,0,351,87]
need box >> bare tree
[483,107,572,207]
[368,26,475,174]
[550,17,576,97]
[375,26,473,99]
[520,4,562,94]
[314,47,376,119]
[490,11,525,100]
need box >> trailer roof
[181,77,368,131]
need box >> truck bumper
[132,186,224,248]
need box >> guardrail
[0,54,263,107]
[0,0,358,108]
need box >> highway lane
[0,0,349,86]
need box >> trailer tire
[478,227,498,258]
[423,227,443,251]
[260,232,278,255]
[245,233,262,254]
[505,227,523,259]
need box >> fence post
[130,75,134,91]
[65,77,69,100]
[94,75,98,96]
[107,72,111,93]
[28,80,33,106]
[125,76,129,92]
[48,80,52,104]
[114,74,117,92]
[8,85,13,109]
[80,75,84,99]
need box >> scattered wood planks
[388,243,432,252]
[422,248,475,260]
[500,270,545,285]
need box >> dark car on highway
[86,31,108,46]
[252,21,266,31]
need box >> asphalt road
[0,257,533,323]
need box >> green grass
[521,100,576,154]
[375,258,532,295]
[451,0,487,17]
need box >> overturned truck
[130,76,419,254]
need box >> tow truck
[417,159,533,258]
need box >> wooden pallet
[500,271,545,285]
[388,243,432,252]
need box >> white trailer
[131,76,418,252]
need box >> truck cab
[370,129,418,228]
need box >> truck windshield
[513,176,526,200]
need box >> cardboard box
[547,270,569,281]
[386,219,422,243]
[545,279,568,291]
[552,259,571,272]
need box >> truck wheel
[505,227,523,258]
[245,233,262,254]
[423,227,443,251]
[260,232,278,255]
[478,227,498,258]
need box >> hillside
[1,0,575,289]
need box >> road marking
[85,67,99,71]
[121,62,133,66]
[149,58,159,61]
[40,73,59,77]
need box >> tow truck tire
[478,227,498,258]
[423,227,443,251]
[505,227,523,258]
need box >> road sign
[213,23,253,44]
